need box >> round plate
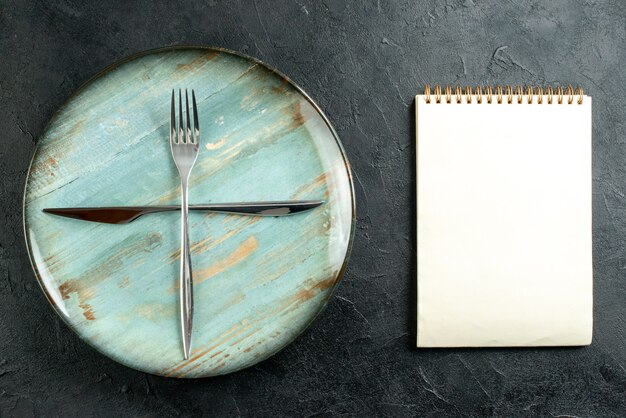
[24,47,354,377]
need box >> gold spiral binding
[475,86,483,104]
[444,85,452,103]
[485,86,493,104]
[535,87,543,104]
[566,85,574,104]
[515,86,523,104]
[575,87,584,104]
[525,86,533,104]
[545,87,553,104]
[422,84,585,104]
[434,84,442,103]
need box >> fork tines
[170,89,199,145]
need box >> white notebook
[416,86,593,347]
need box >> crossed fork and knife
[43,89,323,359]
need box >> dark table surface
[1,0,625,416]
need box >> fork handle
[180,178,193,360]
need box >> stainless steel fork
[170,89,200,359]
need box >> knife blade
[43,200,324,224]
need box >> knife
[43,200,324,224]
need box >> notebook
[416,85,592,347]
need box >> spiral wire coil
[424,84,584,105]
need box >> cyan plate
[23,47,354,378]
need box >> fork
[170,89,200,359]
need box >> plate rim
[22,45,356,377]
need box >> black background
[1,1,625,416]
